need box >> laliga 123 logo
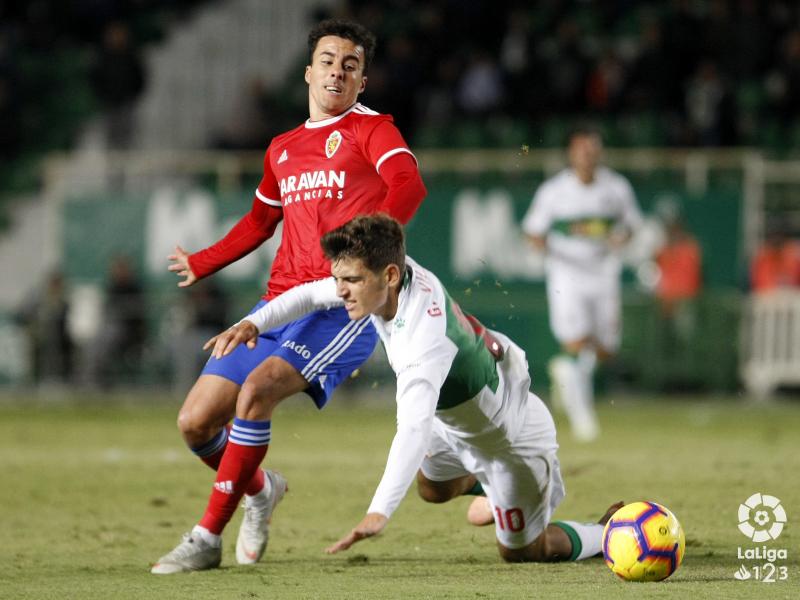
[734,492,790,583]
[738,493,786,542]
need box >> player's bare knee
[176,407,192,434]
[177,376,239,443]
[416,474,451,503]
[177,405,210,441]
[417,482,450,504]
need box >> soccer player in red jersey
[152,19,426,574]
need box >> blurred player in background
[207,214,621,563]
[153,19,426,574]
[522,128,642,442]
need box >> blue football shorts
[201,300,378,408]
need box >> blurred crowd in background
[216,0,800,151]
[15,255,230,391]
[4,1,800,160]
[343,0,800,150]
[0,0,212,222]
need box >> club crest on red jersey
[325,130,342,158]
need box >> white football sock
[551,355,598,441]
[575,350,599,440]
[549,355,577,408]
[553,521,604,560]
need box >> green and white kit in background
[243,256,565,549]
[522,166,643,442]
[521,166,642,350]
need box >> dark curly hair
[321,214,405,274]
[307,18,377,72]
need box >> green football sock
[464,481,485,496]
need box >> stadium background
[2,0,798,395]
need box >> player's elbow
[249,203,282,236]
[383,172,426,225]
[408,174,427,211]
[414,174,427,200]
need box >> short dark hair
[321,214,405,274]
[307,19,377,72]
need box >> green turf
[1,393,798,599]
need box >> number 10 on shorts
[495,506,525,532]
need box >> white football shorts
[545,271,621,352]
[421,393,566,549]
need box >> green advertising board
[60,173,742,391]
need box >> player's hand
[167,245,198,287]
[324,513,388,554]
[203,321,260,358]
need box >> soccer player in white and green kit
[522,127,642,442]
[206,214,620,562]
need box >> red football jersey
[256,103,416,299]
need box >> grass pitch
[1,391,798,599]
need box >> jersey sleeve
[188,147,283,279]
[361,118,416,174]
[255,146,282,207]
[358,118,425,224]
[187,198,282,279]
[241,277,342,332]
[366,328,456,518]
[376,152,426,225]
[366,378,438,518]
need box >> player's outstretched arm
[325,513,388,554]
[324,388,434,554]
[167,245,198,287]
[203,321,260,359]
[376,152,426,225]
[203,278,343,357]
[187,199,282,280]
[245,278,342,333]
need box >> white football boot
[236,469,288,564]
[151,531,222,574]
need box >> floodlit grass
[1,393,798,599]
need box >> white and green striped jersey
[522,166,642,280]
[242,256,532,519]
[375,257,498,412]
